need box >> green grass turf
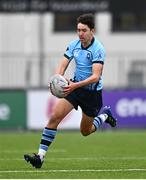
[0,130,146,178]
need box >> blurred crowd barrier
[0,89,145,130]
[0,52,146,89]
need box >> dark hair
[77,13,95,29]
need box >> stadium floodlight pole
[38,14,44,88]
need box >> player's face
[77,23,94,47]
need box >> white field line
[0,169,146,173]
[0,149,67,153]
[0,157,146,161]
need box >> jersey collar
[81,37,95,50]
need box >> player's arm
[64,63,103,93]
[55,57,70,75]
[76,63,103,87]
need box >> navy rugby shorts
[64,87,103,117]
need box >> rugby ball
[49,74,68,98]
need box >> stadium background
[0,0,146,178]
[0,0,145,130]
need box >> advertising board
[27,90,82,129]
[0,90,26,129]
[103,89,146,128]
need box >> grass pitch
[0,130,146,178]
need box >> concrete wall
[0,13,145,88]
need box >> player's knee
[53,109,65,120]
[80,129,90,136]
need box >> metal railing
[0,52,146,89]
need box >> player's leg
[93,106,117,131]
[46,98,74,129]
[24,98,74,168]
[79,89,117,134]
[80,107,117,136]
[80,112,95,136]
[80,111,105,136]
[79,89,103,135]
[38,98,74,157]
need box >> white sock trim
[38,149,46,160]
[98,114,108,122]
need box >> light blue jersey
[64,37,106,91]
